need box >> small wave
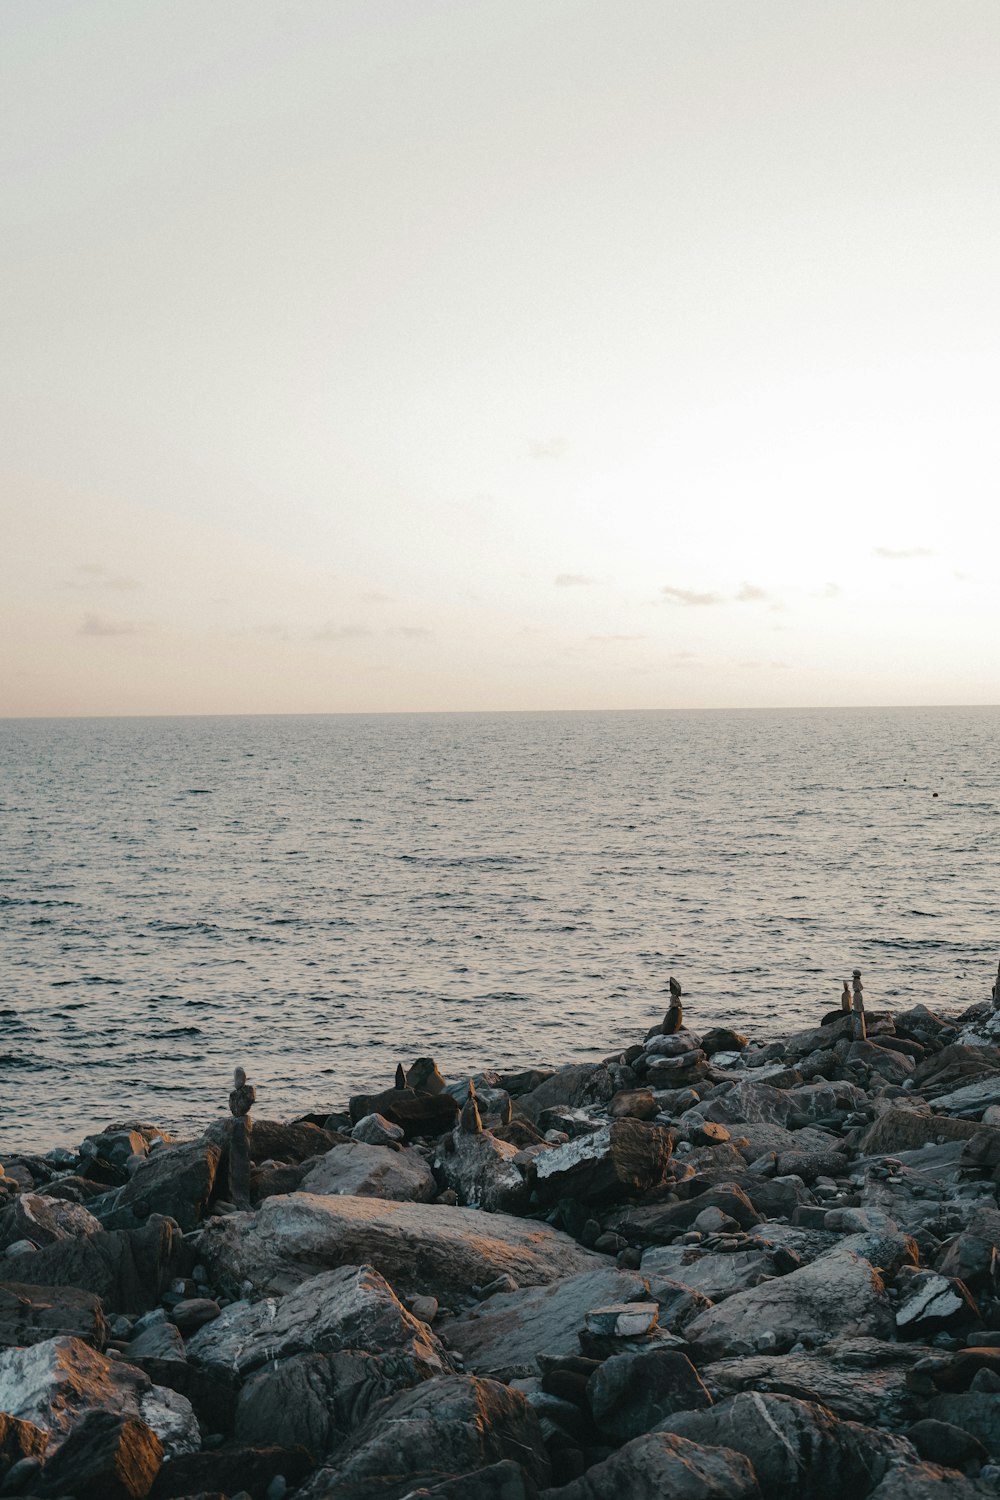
[0,1053,44,1070]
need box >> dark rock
[613,1185,762,1246]
[701,1028,749,1056]
[250,1162,310,1202]
[434,1128,529,1215]
[533,1121,673,1206]
[859,1110,984,1155]
[248,1120,347,1164]
[702,1336,926,1428]
[348,1088,460,1140]
[296,1375,551,1499]
[586,1348,711,1443]
[906,1418,988,1469]
[928,1392,1000,1456]
[2,1217,185,1314]
[937,1207,1000,1289]
[300,1142,437,1203]
[107,1142,221,1233]
[608,1090,658,1121]
[515,1064,625,1124]
[406,1059,447,1095]
[149,1443,315,1500]
[0,1283,109,1351]
[169,1299,220,1335]
[408,1458,540,1498]
[36,1411,163,1500]
[534,1430,760,1500]
[895,1270,980,1334]
[0,1411,49,1481]
[0,1194,102,1252]
[661,1391,913,1500]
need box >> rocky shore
[3,986,1000,1499]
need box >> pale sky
[2,1,999,715]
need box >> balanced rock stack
[1,986,1000,1497]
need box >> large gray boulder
[660,1392,914,1500]
[187,1263,448,1379]
[299,1142,436,1203]
[587,1347,712,1443]
[0,1336,199,1457]
[196,1191,598,1299]
[532,1120,673,1205]
[0,1283,109,1352]
[537,1430,760,1500]
[640,1245,773,1303]
[0,1194,102,1251]
[435,1130,529,1215]
[1,1216,185,1314]
[106,1140,221,1233]
[445,1268,651,1379]
[683,1249,893,1360]
[297,1375,551,1499]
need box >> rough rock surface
[299,1141,437,1202]
[35,1411,164,1500]
[0,1282,109,1351]
[533,1120,673,1204]
[538,1430,761,1500]
[196,1191,598,1298]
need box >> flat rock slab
[0,1282,109,1351]
[538,1430,760,1500]
[187,1263,447,1378]
[640,1245,773,1304]
[702,1337,931,1427]
[1,1217,185,1314]
[196,1191,599,1299]
[446,1268,652,1379]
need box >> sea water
[1,707,998,1149]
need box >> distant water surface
[1,708,998,1150]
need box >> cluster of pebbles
[2,984,1000,1499]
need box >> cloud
[358,591,393,604]
[873,546,933,560]
[78,612,143,636]
[555,573,597,588]
[314,624,374,642]
[65,563,141,592]
[660,585,724,606]
[528,437,566,459]
[735,583,769,603]
[388,625,433,639]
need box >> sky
[2,0,999,715]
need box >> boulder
[0,1193,102,1251]
[661,1392,914,1500]
[906,1418,989,1470]
[299,1142,437,1203]
[348,1088,460,1139]
[928,1392,1000,1457]
[586,1348,712,1443]
[536,1430,760,1500]
[127,1316,186,1363]
[860,1110,985,1156]
[409,1459,540,1498]
[937,1206,1000,1288]
[609,1090,658,1121]
[0,1282,109,1351]
[701,1029,749,1056]
[148,1442,315,1500]
[435,1130,529,1215]
[868,1463,997,1499]
[445,1268,651,1379]
[683,1249,893,1359]
[515,1064,624,1123]
[1,1217,184,1313]
[894,1270,979,1334]
[297,1375,551,1499]
[107,1141,221,1233]
[700,1082,794,1127]
[0,1336,199,1457]
[614,1185,762,1246]
[250,1119,346,1163]
[533,1121,673,1205]
[187,1263,448,1379]
[0,1411,49,1480]
[640,1245,773,1303]
[196,1192,598,1300]
[351,1114,405,1147]
[35,1411,163,1500]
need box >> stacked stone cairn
[2,981,1000,1497]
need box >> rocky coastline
[2,986,1000,1498]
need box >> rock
[406,1459,540,1498]
[297,1375,551,1498]
[702,1337,926,1428]
[928,1392,1000,1456]
[250,1119,346,1164]
[435,1129,529,1215]
[584,1302,659,1339]
[348,1088,460,1139]
[34,1411,163,1500]
[586,1348,711,1443]
[895,1271,979,1333]
[0,1337,199,1457]
[683,1248,894,1359]
[0,1411,49,1481]
[299,1142,437,1203]
[148,1442,315,1500]
[608,1090,658,1121]
[445,1268,652,1379]
[701,1081,794,1127]
[959,1128,1000,1172]
[645,1277,714,1335]
[906,1418,989,1470]
[351,1114,405,1147]
[407,1058,447,1095]
[614,1185,762,1246]
[536,1430,759,1500]
[187,1263,447,1380]
[0,1282,109,1351]
[411,1294,438,1323]
[107,1141,221,1233]
[2,1217,185,1314]
[0,1194,102,1251]
[127,1316,186,1363]
[196,1192,598,1301]
[937,1207,1000,1288]
[661,1392,913,1500]
[860,1110,986,1155]
[775,1150,849,1184]
[639,1245,773,1304]
[169,1297,220,1334]
[701,1029,749,1056]
[931,1076,1000,1117]
[515,1064,627,1125]
[867,1462,997,1499]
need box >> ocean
[1,708,998,1151]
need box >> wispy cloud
[78,612,144,637]
[587,633,645,644]
[314,624,374,642]
[358,591,393,605]
[388,625,433,639]
[873,546,933,560]
[528,437,566,459]
[660,585,724,606]
[555,573,597,588]
[735,583,769,603]
[65,563,141,592]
